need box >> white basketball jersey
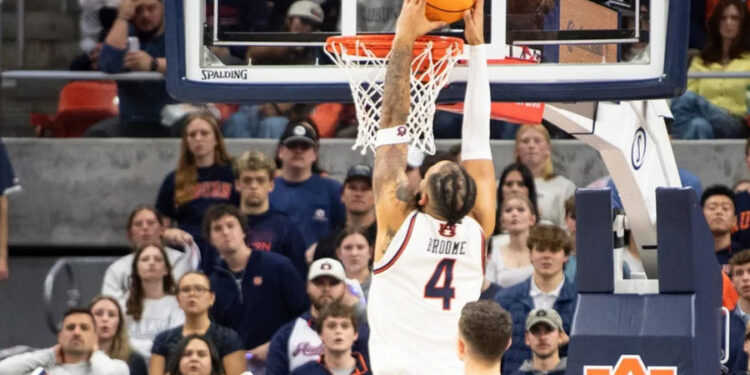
[367,210,485,375]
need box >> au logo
[584,355,676,375]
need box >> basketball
[425,0,476,24]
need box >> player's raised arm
[459,0,496,238]
[373,0,445,262]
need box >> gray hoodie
[0,348,129,375]
[515,357,567,375]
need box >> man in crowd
[0,308,129,374]
[101,205,195,298]
[290,302,369,375]
[269,122,346,247]
[206,204,308,362]
[311,164,376,261]
[266,258,369,375]
[0,139,20,281]
[725,250,750,373]
[701,185,740,273]
[88,0,177,137]
[512,308,568,375]
[495,225,577,374]
[457,300,513,375]
[233,150,307,278]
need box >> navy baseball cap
[345,164,373,185]
[280,122,318,147]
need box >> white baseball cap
[287,0,324,24]
[308,258,346,282]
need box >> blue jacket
[290,352,370,375]
[210,250,308,350]
[727,309,749,374]
[246,209,308,279]
[495,277,577,375]
[266,311,370,375]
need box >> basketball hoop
[325,35,464,155]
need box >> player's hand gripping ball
[425,0,477,24]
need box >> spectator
[495,225,576,375]
[156,112,238,273]
[727,251,750,373]
[150,271,245,375]
[512,308,568,375]
[0,308,129,375]
[702,185,740,272]
[514,125,576,229]
[486,196,536,288]
[164,334,225,375]
[0,139,20,281]
[290,302,369,375]
[87,0,177,137]
[563,196,577,283]
[89,295,148,375]
[312,164,376,261]
[495,163,540,235]
[266,258,369,375]
[123,244,185,358]
[233,150,307,278]
[247,1,325,65]
[205,204,308,362]
[735,140,750,249]
[335,228,373,300]
[670,0,750,139]
[457,300,513,375]
[269,122,346,247]
[102,205,195,299]
[223,103,314,140]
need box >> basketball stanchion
[324,35,464,155]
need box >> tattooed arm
[373,0,445,262]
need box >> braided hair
[426,162,478,226]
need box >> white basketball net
[325,38,463,155]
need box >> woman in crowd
[670,0,750,139]
[486,196,537,288]
[150,271,245,375]
[123,244,184,358]
[494,162,539,234]
[335,227,374,300]
[514,125,576,229]
[102,204,195,299]
[164,334,224,375]
[156,111,238,273]
[89,295,148,375]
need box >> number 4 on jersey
[424,258,456,310]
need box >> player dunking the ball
[367,0,496,374]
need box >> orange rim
[325,35,464,61]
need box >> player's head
[528,225,571,278]
[457,300,512,369]
[417,160,477,226]
[307,258,347,312]
[524,308,566,361]
[58,308,98,358]
[730,250,750,300]
[701,185,736,236]
[315,302,359,356]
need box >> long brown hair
[89,295,133,361]
[126,244,177,321]
[515,125,555,181]
[701,0,750,64]
[174,112,232,207]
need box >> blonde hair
[233,150,276,180]
[175,112,233,207]
[89,295,133,361]
[514,125,555,180]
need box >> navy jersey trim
[373,213,418,275]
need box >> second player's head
[418,160,477,226]
[458,300,512,370]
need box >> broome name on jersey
[426,237,467,255]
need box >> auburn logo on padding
[584,355,677,375]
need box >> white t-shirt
[102,245,196,300]
[535,175,577,228]
[368,211,484,375]
[486,235,534,288]
[121,295,185,359]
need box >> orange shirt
[723,271,739,310]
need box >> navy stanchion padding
[566,187,721,374]
[575,189,614,293]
